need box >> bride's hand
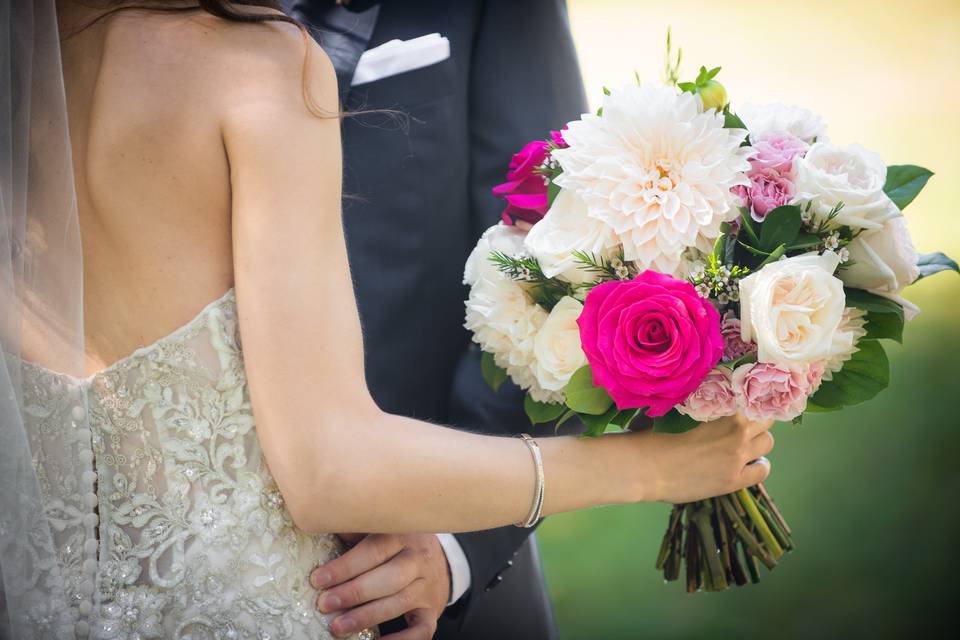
[630,413,774,504]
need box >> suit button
[484,574,504,592]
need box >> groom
[286,1,587,637]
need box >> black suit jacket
[286,1,587,636]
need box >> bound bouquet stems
[655,484,792,592]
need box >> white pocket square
[351,33,451,87]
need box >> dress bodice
[20,290,371,640]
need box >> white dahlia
[820,307,869,381]
[464,224,563,403]
[552,84,751,275]
[737,102,827,143]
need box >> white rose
[840,217,920,319]
[532,297,587,392]
[523,189,619,284]
[791,143,901,232]
[737,102,827,143]
[464,223,563,403]
[821,307,868,381]
[739,252,850,365]
[464,223,528,286]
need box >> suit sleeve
[444,0,588,624]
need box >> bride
[0,1,774,638]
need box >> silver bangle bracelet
[516,433,544,528]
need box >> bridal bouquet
[464,38,958,592]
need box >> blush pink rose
[742,169,796,221]
[676,367,738,422]
[749,132,808,173]
[720,311,756,362]
[577,271,724,416]
[492,140,551,225]
[731,362,817,422]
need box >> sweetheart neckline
[24,287,236,385]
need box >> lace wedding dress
[20,289,375,640]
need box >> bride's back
[58,4,305,373]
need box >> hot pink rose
[676,367,738,422]
[731,362,818,422]
[742,169,795,221]
[549,129,569,148]
[749,132,808,173]
[492,140,551,225]
[577,271,724,416]
[720,311,756,362]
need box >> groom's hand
[311,533,451,639]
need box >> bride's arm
[221,33,772,535]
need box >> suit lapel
[288,1,381,101]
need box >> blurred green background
[537,1,960,638]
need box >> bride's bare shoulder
[107,8,336,115]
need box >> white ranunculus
[464,223,563,403]
[737,102,827,143]
[552,84,750,275]
[821,307,868,381]
[739,251,850,365]
[523,189,619,284]
[840,217,921,319]
[532,297,587,392]
[791,143,901,232]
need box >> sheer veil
[1,0,93,637]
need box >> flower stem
[737,488,784,560]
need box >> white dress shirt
[434,534,471,605]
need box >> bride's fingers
[311,534,403,590]
[316,549,418,613]
[747,430,774,461]
[738,456,771,488]
[330,578,427,638]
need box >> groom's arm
[445,0,588,622]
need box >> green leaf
[844,288,904,321]
[723,109,748,131]
[547,180,561,208]
[653,409,699,434]
[611,408,641,430]
[916,251,959,281]
[863,309,904,343]
[677,82,696,92]
[524,395,566,425]
[756,243,787,268]
[883,165,933,210]
[480,351,508,393]
[555,409,578,430]
[564,365,614,415]
[706,66,721,80]
[580,405,620,437]
[787,233,823,251]
[738,207,761,245]
[758,205,802,252]
[810,340,890,409]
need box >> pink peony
[676,367,738,422]
[493,140,551,225]
[749,132,808,173]
[720,311,756,362]
[742,169,795,221]
[731,362,818,422]
[577,271,724,416]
